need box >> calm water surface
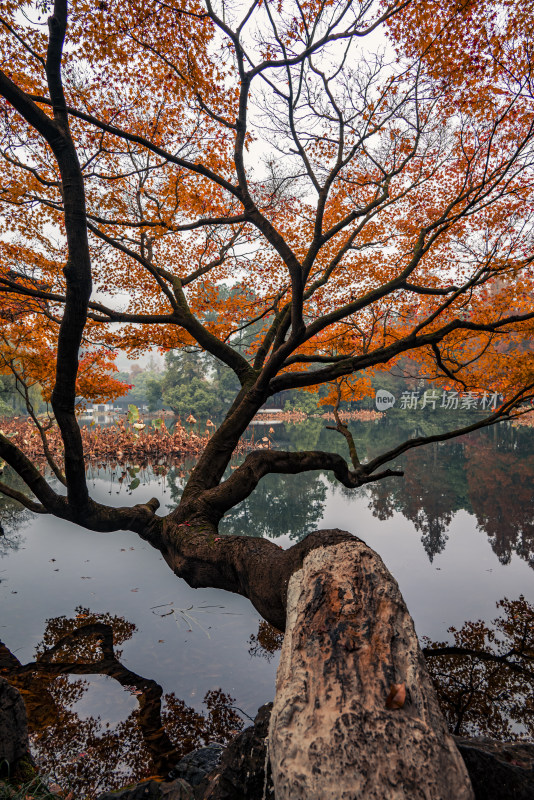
[1,415,533,794]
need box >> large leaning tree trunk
[133,513,476,797]
[268,534,474,800]
[142,518,476,797]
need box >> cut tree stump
[269,535,474,800]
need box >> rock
[198,703,274,800]
[0,676,31,776]
[97,778,194,800]
[159,782,196,800]
[168,743,225,787]
[96,781,162,800]
[455,737,534,800]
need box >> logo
[375,389,396,411]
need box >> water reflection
[2,416,534,796]
[424,595,534,740]
[0,609,243,798]
[222,472,327,540]
[366,442,467,562]
[465,435,534,568]
[204,418,534,568]
[247,621,284,663]
[364,424,534,567]
[0,467,31,553]
[80,416,534,567]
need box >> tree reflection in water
[465,435,534,568]
[363,423,534,567]
[0,608,243,799]
[424,596,534,740]
[365,442,467,561]
[247,621,284,662]
[0,466,31,555]
[221,471,327,541]
[2,421,534,794]
[162,419,534,565]
[2,603,531,796]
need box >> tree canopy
[0,0,533,560]
[2,5,534,794]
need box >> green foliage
[127,404,139,424]
[145,378,162,411]
[163,376,225,418]
[0,376,44,417]
[0,377,13,417]
[0,759,54,800]
[126,369,162,409]
[161,348,240,418]
[284,391,320,415]
[162,349,204,387]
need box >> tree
[1,1,534,796]
[160,347,240,416]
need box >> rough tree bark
[269,535,474,800]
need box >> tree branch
[0,431,65,514]
[270,311,534,392]
[29,95,242,201]
[0,480,48,514]
[364,387,534,476]
[423,646,534,680]
[202,449,402,519]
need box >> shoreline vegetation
[1,405,531,482]
[1,405,532,472]
[0,409,386,469]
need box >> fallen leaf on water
[386,682,406,709]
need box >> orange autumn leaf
[386,682,407,710]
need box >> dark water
[1,415,533,795]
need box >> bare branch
[0,480,48,514]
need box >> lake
[1,413,533,796]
